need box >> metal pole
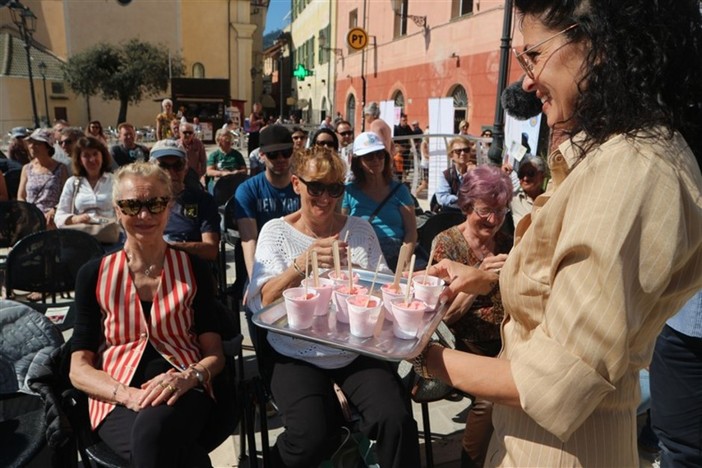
[21,24,40,128]
[488,0,514,165]
[360,0,367,131]
[279,53,284,119]
[41,71,49,125]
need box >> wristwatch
[190,367,205,385]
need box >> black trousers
[97,389,213,468]
[650,324,702,467]
[269,351,421,468]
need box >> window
[51,82,65,95]
[392,90,405,110]
[450,85,468,132]
[348,9,358,54]
[346,94,356,130]
[319,25,331,65]
[394,0,408,38]
[452,0,474,18]
[192,63,205,78]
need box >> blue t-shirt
[164,187,221,242]
[233,172,300,230]
[342,180,413,240]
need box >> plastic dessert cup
[328,270,360,289]
[282,287,320,330]
[301,277,335,316]
[333,285,368,323]
[390,298,429,340]
[381,283,411,323]
[411,275,445,309]
[346,295,382,338]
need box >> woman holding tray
[412,0,702,466]
[247,146,420,468]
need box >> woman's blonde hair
[112,162,172,201]
[291,146,346,183]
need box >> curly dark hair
[515,0,702,167]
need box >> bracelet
[412,341,443,379]
[292,257,306,277]
[112,383,121,404]
[190,363,211,385]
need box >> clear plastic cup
[333,285,368,323]
[411,275,445,309]
[300,277,335,316]
[282,287,320,330]
[346,295,382,338]
[328,270,360,289]
[381,283,411,323]
[390,298,429,340]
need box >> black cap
[259,125,293,153]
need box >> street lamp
[390,0,428,34]
[38,61,49,126]
[10,2,40,129]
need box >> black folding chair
[0,200,46,248]
[212,173,248,208]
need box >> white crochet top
[247,216,388,369]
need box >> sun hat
[27,128,55,147]
[149,139,186,160]
[10,127,29,139]
[352,132,386,157]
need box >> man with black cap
[150,139,221,261]
[234,124,300,279]
[510,154,547,230]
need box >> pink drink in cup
[346,295,382,338]
[282,287,320,330]
[390,298,428,339]
[301,277,335,316]
[328,270,360,289]
[411,275,445,309]
[333,285,368,323]
[381,283,411,322]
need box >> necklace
[303,216,335,239]
[125,250,161,278]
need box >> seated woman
[430,165,512,467]
[342,132,417,271]
[247,146,420,468]
[69,162,224,467]
[55,136,115,229]
[432,136,477,212]
[205,128,247,193]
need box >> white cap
[352,132,386,157]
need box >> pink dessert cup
[346,295,382,338]
[381,283,411,323]
[282,287,320,330]
[300,277,335,316]
[411,275,445,310]
[333,285,368,323]
[390,298,429,340]
[328,270,360,289]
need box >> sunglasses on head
[158,160,185,171]
[266,149,293,160]
[116,197,170,216]
[297,177,345,198]
[315,140,336,148]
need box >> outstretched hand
[428,259,499,302]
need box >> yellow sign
[347,27,368,51]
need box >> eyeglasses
[338,131,354,137]
[59,139,73,147]
[297,177,345,198]
[158,160,186,171]
[472,206,509,219]
[518,168,538,179]
[116,197,170,216]
[315,140,336,149]
[513,24,578,79]
[266,150,293,160]
[361,150,385,161]
[451,147,473,155]
[181,131,193,135]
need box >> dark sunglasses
[315,140,336,148]
[181,131,193,135]
[59,139,73,146]
[158,160,185,171]
[361,150,385,161]
[452,147,473,155]
[116,197,170,216]
[338,131,354,137]
[266,150,293,160]
[298,177,345,198]
[518,169,537,179]
[292,135,306,140]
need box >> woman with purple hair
[430,164,512,467]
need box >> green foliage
[62,39,185,123]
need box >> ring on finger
[158,381,167,389]
[166,384,177,393]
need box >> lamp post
[10,3,40,129]
[487,0,514,165]
[38,61,49,126]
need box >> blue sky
[264,0,291,35]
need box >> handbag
[61,178,121,244]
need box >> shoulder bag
[62,177,121,244]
